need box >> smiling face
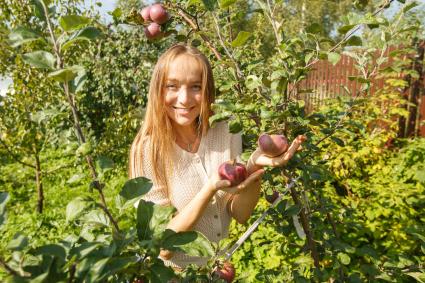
[164,54,203,131]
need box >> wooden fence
[293,41,425,137]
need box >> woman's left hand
[250,135,307,168]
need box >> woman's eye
[166,84,177,89]
[192,85,201,91]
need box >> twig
[0,139,35,168]
[169,4,222,60]
[211,14,244,79]
[0,257,19,276]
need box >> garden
[0,0,424,282]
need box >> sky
[1,0,424,96]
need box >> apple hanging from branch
[213,261,236,283]
[139,3,170,40]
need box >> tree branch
[0,138,35,168]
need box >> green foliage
[1,0,424,282]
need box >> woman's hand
[207,169,264,195]
[250,135,307,168]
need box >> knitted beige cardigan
[133,121,242,268]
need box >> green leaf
[231,31,252,47]
[7,233,28,251]
[228,119,242,133]
[162,230,215,257]
[0,192,9,228]
[150,263,175,283]
[59,15,90,32]
[209,111,232,126]
[61,26,102,50]
[48,65,84,82]
[338,24,357,34]
[415,170,425,183]
[69,69,87,93]
[284,204,300,217]
[337,252,351,265]
[66,197,91,222]
[331,137,345,147]
[245,75,261,90]
[120,177,152,201]
[260,107,274,119]
[201,0,216,10]
[8,26,41,47]
[75,141,92,156]
[406,272,425,283]
[32,244,66,260]
[345,35,362,46]
[402,2,418,13]
[219,0,237,8]
[30,0,46,20]
[271,70,286,81]
[82,210,110,227]
[96,156,114,173]
[327,52,341,66]
[66,173,85,184]
[98,257,137,280]
[22,51,55,69]
[69,242,101,260]
[109,7,123,21]
[305,23,322,34]
[86,257,110,282]
[137,200,175,240]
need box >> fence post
[406,39,425,137]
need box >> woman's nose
[177,86,191,104]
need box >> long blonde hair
[128,44,215,196]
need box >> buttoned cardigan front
[133,121,242,268]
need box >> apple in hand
[258,133,289,157]
[149,3,169,24]
[214,261,235,283]
[218,160,247,186]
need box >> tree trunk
[288,185,320,268]
[35,153,43,214]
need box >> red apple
[218,160,247,186]
[258,133,289,157]
[214,261,235,283]
[140,6,151,22]
[144,22,163,39]
[265,190,279,203]
[149,3,169,24]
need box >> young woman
[129,44,305,270]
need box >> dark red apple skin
[258,134,289,157]
[149,3,169,24]
[144,22,163,39]
[265,190,279,203]
[140,6,151,22]
[214,262,235,283]
[218,161,247,186]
